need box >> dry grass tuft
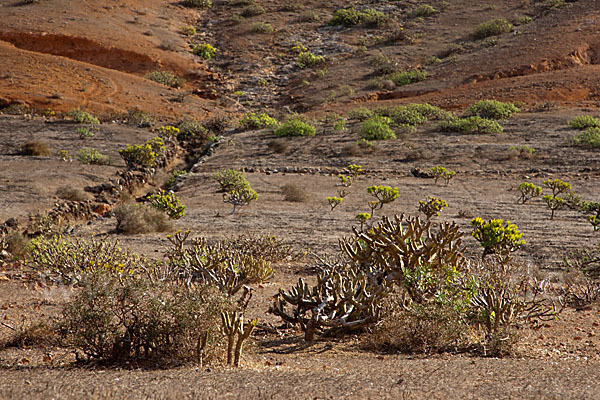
[114,203,173,234]
[281,183,309,202]
[20,141,52,156]
[55,185,89,202]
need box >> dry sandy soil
[2,0,600,398]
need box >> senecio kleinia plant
[148,190,186,219]
[223,186,258,215]
[542,178,571,220]
[367,185,399,213]
[471,218,524,263]
[467,100,520,120]
[327,196,343,211]
[568,115,600,130]
[360,115,395,140]
[517,182,542,204]
[355,212,371,230]
[430,166,456,185]
[296,51,325,69]
[418,196,448,220]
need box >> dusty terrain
[2,0,600,398]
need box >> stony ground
[2,0,600,398]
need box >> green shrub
[467,100,520,119]
[329,8,363,26]
[180,25,197,36]
[67,109,99,124]
[274,117,316,137]
[241,4,265,17]
[471,218,524,262]
[329,8,387,27]
[183,0,212,8]
[145,71,185,88]
[327,196,343,211]
[571,127,600,148]
[193,43,216,59]
[178,117,208,140]
[26,235,140,284]
[119,137,165,168]
[387,70,427,86]
[543,178,571,220]
[127,108,154,127]
[239,112,279,130]
[148,190,186,219]
[214,169,250,193]
[296,51,325,68]
[251,21,273,33]
[439,116,503,133]
[474,19,513,39]
[77,147,110,165]
[568,115,600,130]
[360,115,395,140]
[367,185,400,212]
[348,107,374,121]
[411,5,437,18]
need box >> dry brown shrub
[20,141,52,156]
[2,321,59,349]
[114,204,173,234]
[268,139,289,154]
[364,298,468,354]
[281,183,309,202]
[3,230,28,258]
[55,185,89,202]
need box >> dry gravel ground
[3,0,600,398]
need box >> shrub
[430,166,456,185]
[62,267,228,363]
[126,108,154,127]
[55,185,88,202]
[474,19,513,39]
[114,204,173,234]
[296,51,325,69]
[411,5,437,18]
[471,218,525,262]
[348,107,374,121]
[281,184,309,202]
[274,117,316,137]
[183,0,212,8]
[388,70,427,86]
[192,43,216,59]
[329,8,363,26]
[67,109,100,124]
[571,127,600,148]
[214,169,250,193]
[568,115,600,130]
[329,8,387,27]
[180,25,197,36]
[418,196,448,219]
[355,212,371,230]
[467,100,520,120]
[268,138,289,153]
[148,190,186,219]
[241,4,265,17]
[20,141,52,156]
[77,147,110,165]
[251,21,273,33]
[119,137,165,168]
[360,115,395,140]
[178,117,208,140]
[26,235,140,284]
[239,112,279,130]
[145,71,185,88]
[439,116,503,133]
